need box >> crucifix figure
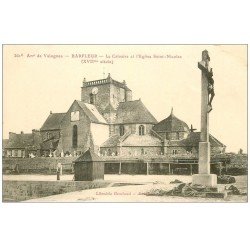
[206,68,215,111]
[198,51,215,113]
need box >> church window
[141,148,144,155]
[89,93,96,104]
[139,125,145,135]
[72,125,78,148]
[172,149,178,155]
[119,125,125,136]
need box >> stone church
[4,73,226,162]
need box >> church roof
[153,108,190,132]
[121,134,162,147]
[169,132,225,147]
[76,101,107,124]
[40,113,66,131]
[74,149,103,162]
[101,133,162,148]
[114,99,158,124]
[101,135,121,147]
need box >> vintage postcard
[2,44,247,202]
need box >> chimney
[50,111,52,114]
[21,131,24,134]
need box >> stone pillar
[192,50,217,187]
[146,162,149,175]
[190,164,193,175]
[119,162,122,175]
[199,59,210,174]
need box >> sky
[3,45,247,153]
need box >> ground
[3,174,247,202]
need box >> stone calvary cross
[192,50,217,187]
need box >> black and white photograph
[2,45,247,202]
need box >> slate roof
[5,133,35,149]
[40,113,66,131]
[101,135,121,147]
[153,109,189,132]
[74,149,103,162]
[101,133,162,148]
[76,101,107,124]
[114,99,158,124]
[169,132,225,147]
[121,134,162,147]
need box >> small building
[4,130,42,157]
[73,149,104,181]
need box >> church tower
[81,73,132,123]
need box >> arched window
[72,125,78,148]
[172,149,178,155]
[119,125,125,136]
[139,125,145,136]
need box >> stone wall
[59,101,93,154]
[3,180,110,202]
[100,146,162,157]
[2,157,78,174]
[40,129,60,141]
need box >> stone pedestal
[192,174,217,187]
[194,141,217,186]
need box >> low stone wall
[2,157,78,174]
[3,180,110,202]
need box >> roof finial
[83,77,86,83]
[171,107,173,115]
[190,124,197,132]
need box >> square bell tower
[81,73,132,123]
